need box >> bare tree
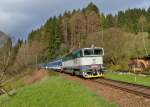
[0,37,13,95]
[138,15,148,56]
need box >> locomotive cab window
[76,50,82,57]
[94,49,103,55]
[84,49,93,56]
[73,50,83,58]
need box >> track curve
[94,78,150,98]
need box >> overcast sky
[0,0,150,40]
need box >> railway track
[94,78,150,98]
[50,70,150,98]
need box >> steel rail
[93,78,150,98]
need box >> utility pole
[139,15,148,56]
[35,55,38,71]
[142,34,148,56]
[101,26,104,47]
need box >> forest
[0,2,150,86]
[27,2,150,69]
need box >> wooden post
[35,55,38,71]
[134,65,137,82]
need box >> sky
[0,0,150,40]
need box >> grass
[3,77,25,91]
[105,71,150,86]
[3,69,58,91]
[0,76,116,107]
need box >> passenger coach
[46,59,63,70]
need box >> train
[42,46,104,78]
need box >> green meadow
[105,71,150,86]
[0,76,116,107]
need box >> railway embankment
[61,72,150,107]
[0,70,116,107]
[2,69,150,107]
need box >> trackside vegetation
[0,76,116,107]
[1,2,150,94]
[105,71,150,86]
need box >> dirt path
[60,73,150,107]
[23,69,48,85]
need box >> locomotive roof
[73,47,103,52]
[60,47,103,59]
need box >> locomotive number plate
[91,64,98,68]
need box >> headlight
[83,72,87,76]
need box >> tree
[48,17,63,59]
[138,15,148,56]
[105,14,114,28]
[0,37,13,95]
[83,2,99,14]
[138,15,147,32]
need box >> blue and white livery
[46,59,63,70]
[42,46,104,78]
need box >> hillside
[0,2,150,107]
[10,3,150,75]
[0,30,22,87]
[0,75,116,107]
[0,31,10,47]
